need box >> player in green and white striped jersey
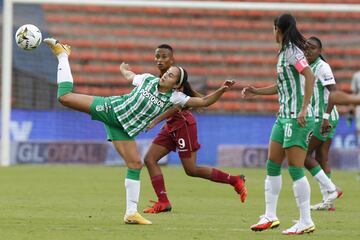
[44,37,235,225]
[303,37,342,211]
[243,14,316,235]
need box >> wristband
[323,113,330,120]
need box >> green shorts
[90,96,134,141]
[270,117,315,150]
[313,117,338,142]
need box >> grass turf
[0,166,359,240]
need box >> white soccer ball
[15,24,42,50]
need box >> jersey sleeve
[286,46,309,73]
[170,91,190,107]
[132,73,153,87]
[317,63,336,86]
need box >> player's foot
[250,215,280,232]
[325,188,342,201]
[311,201,336,211]
[282,222,315,235]
[143,200,172,214]
[124,212,152,225]
[233,175,247,203]
[43,37,71,56]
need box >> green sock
[288,166,305,181]
[266,160,281,176]
[57,82,73,99]
[309,165,322,176]
[126,168,141,180]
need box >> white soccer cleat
[311,201,336,211]
[43,37,71,56]
[250,215,280,231]
[282,222,315,235]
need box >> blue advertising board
[2,109,358,166]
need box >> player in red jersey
[142,44,247,214]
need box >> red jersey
[165,109,196,132]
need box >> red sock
[211,168,237,185]
[151,174,169,203]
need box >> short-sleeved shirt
[276,44,313,119]
[109,73,190,137]
[310,57,339,122]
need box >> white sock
[313,169,336,193]
[264,175,282,220]
[57,53,73,84]
[125,178,140,215]
[293,176,313,226]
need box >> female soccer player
[44,38,235,225]
[303,36,342,211]
[135,44,247,214]
[242,14,316,235]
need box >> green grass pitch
[0,166,359,240]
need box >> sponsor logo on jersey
[139,88,165,108]
[324,77,334,81]
[96,105,104,111]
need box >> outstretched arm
[242,84,277,98]
[185,80,235,108]
[119,62,136,82]
[146,106,181,131]
[329,90,360,105]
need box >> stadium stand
[14,3,358,114]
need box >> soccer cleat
[143,200,172,214]
[124,212,152,225]
[250,215,280,232]
[311,201,336,211]
[318,188,343,211]
[282,222,315,235]
[233,175,248,203]
[43,37,71,56]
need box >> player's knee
[144,153,156,166]
[58,93,71,106]
[184,167,198,177]
[127,160,143,170]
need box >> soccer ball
[15,24,42,50]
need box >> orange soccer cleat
[143,200,172,214]
[233,175,248,202]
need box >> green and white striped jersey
[276,44,313,118]
[109,74,190,137]
[310,57,339,122]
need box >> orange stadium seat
[42,3,360,113]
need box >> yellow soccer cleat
[43,37,71,56]
[124,212,152,225]
[282,222,315,235]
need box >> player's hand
[242,85,257,98]
[320,119,332,136]
[119,62,131,72]
[297,108,307,127]
[222,80,235,92]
